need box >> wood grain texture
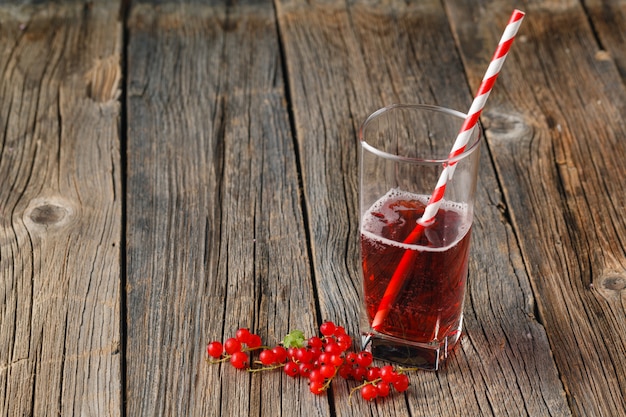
[584,0,626,82]
[277,0,569,415]
[445,1,626,416]
[125,1,324,415]
[0,1,122,416]
[1,0,623,415]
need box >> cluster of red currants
[206,321,412,402]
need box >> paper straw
[371,9,525,331]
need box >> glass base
[361,325,461,371]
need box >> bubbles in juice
[361,189,471,343]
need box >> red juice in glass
[358,104,481,369]
[361,190,471,347]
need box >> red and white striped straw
[371,9,525,331]
[420,8,525,227]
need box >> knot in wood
[29,203,68,225]
[482,110,531,142]
[601,276,626,292]
[24,197,75,230]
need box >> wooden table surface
[2,0,626,416]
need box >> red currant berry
[308,368,325,384]
[356,351,373,367]
[336,342,350,352]
[352,366,367,381]
[393,374,410,392]
[320,364,336,379]
[330,354,344,367]
[317,353,331,366]
[345,352,358,364]
[224,338,242,355]
[379,365,398,383]
[235,328,252,344]
[287,347,298,361]
[299,362,313,378]
[230,351,249,369]
[259,349,276,366]
[295,347,314,364]
[336,334,352,350]
[376,381,391,397]
[247,333,263,348]
[366,366,380,381]
[333,325,346,336]
[360,384,378,401]
[284,361,299,378]
[319,321,336,337]
[308,346,322,361]
[207,341,223,358]
[324,342,342,355]
[272,346,288,363]
[307,336,323,349]
[309,380,326,395]
[338,364,353,380]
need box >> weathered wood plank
[445,1,626,416]
[125,1,324,415]
[584,0,626,83]
[0,1,123,416]
[277,0,569,415]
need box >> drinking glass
[359,104,481,370]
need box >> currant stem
[348,377,388,406]
[206,356,231,365]
[349,378,380,401]
[247,362,287,373]
[244,346,271,352]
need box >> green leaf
[282,329,305,348]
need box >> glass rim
[359,103,482,164]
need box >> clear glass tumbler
[359,104,481,370]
